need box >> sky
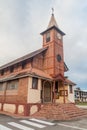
[0,0,87,90]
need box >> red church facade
[0,13,76,116]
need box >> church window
[69,85,73,93]
[0,83,4,91]
[1,70,4,76]
[46,32,50,42]
[22,61,26,69]
[7,80,18,90]
[57,54,62,62]
[57,33,62,40]
[32,77,38,89]
[10,66,14,73]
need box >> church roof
[41,13,65,36]
[47,14,58,29]
[0,46,68,72]
[0,47,47,70]
[0,68,52,82]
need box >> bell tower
[41,11,65,77]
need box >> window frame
[69,85,73,93]
[1,70,4,76]
[32,77,38,89]
[7,80,18,90]
[0,83,4,91]
[10,66,14,73]
[60,90,68,96]
[22,61,26,69]
[46,31,50,42]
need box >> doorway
[43,81,52,103]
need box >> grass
[76,102,87,106]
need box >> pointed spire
[47,8,58,29]
[40,9,65,36]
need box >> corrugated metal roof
[65,78,76,86]
[0,68,52,82]
[0,47,47,70]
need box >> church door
[43,81,52,102]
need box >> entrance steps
[31,103,87,120]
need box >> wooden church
[0,12,76,116]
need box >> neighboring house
[75,88,87,102]
[0,12,76,116]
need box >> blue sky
[0,0,87,90]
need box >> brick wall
[17,77,28,103]
[0,77,28,104]
[42,28,64,77]
[32,54,43,70]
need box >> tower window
[57,54,62,62]
[46,32,50,42]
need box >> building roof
[0,68,52,82]
[65,78,76,86]
[53,73,65,81]
[64,62,69,72]
[75,89,87,92]
[0,46,68,72]
[47,14,58,29]
[40,14,65,36]
[0,47,47,70]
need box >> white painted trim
[27,77,32,103]
[0,125,12,130]
[8,122,34,130]
[20,120,46,128]
[30,118,55,125]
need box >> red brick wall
[54,39,64,76]
[0,77,28,104]
[0,95,4,102]
[17,77,28,103]
[32,54,43,70]
[42,28,64,77]
[0,60,32,79]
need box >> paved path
[1,114,87,130]
[0,117,55,130]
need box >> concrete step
[31,103,87,120]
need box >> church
[0,11,76,116]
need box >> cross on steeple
[52,8,54,15]
[47,8,58,29]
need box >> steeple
[40,9,65,36]
[40,9,66,77]
[47,8,58,29]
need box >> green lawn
[76,102,87,105]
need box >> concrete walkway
[76,105,87,109]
